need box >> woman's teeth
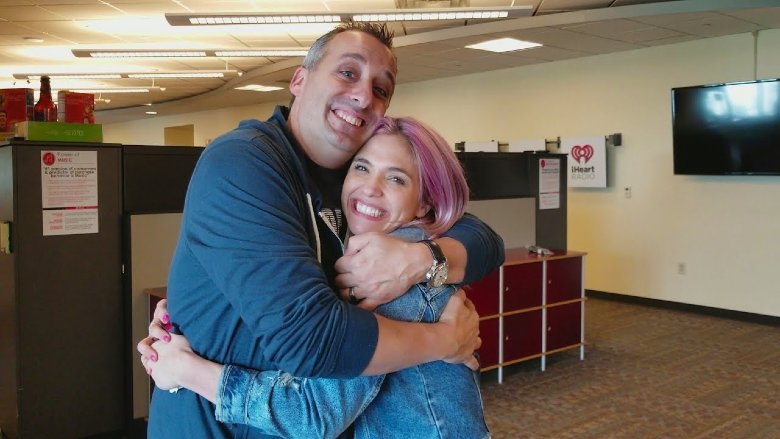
[356,201,382,218]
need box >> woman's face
[342,133,430,235]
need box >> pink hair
[372,117,469,237]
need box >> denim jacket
[214,227,491,439]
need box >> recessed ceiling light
[465,38,542,53]
[235,84,284,92]
[24,37,45,43]
[145,111,158,115]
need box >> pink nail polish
[163,334,170,342]
[161,314,170,324]
[150,354,157,362]
[164,323,173,332]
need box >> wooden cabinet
[465,248,586,383]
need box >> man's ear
[289,67,307,96]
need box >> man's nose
[349,80,373,109]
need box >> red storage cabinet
[466,248,586,382]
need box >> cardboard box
[15,121,103,142]
[0,88,34,132]
[58,91,96,123]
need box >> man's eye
[354,164,368,172]
[340,70,355,78]
[374,87,388,98]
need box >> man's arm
[335,213,505,308]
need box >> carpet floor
[480,297,780,439]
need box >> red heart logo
[571,144,594,164]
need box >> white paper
[464,141,498,152]
[41,150,99,236]
[43,208,99,235]
[507,139,546,152]
[560,136,607,188]
[538,158,560,210]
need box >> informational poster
[560,136,607,188]
[41,150,99,235]
[538,158,560,210]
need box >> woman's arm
[145,333,382,439]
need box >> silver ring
[348,287,361,304]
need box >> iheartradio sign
[561,136,607,188]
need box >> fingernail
[161,314,170,324]
[163,334,170,342]
[164,323,173,332]
[150,354,157,362]
[146,367,151,375]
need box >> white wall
[103,101,282,146]
[105,30,780,317]
[387,31,780,316]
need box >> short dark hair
[302,22,394,70]
[289,22,395,107]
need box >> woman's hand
[137,299,173,375]
[143,334,194,390]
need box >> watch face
[431,265,448,287]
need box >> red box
[0,88,34,132]
[57,91,95,124]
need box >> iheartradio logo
[571,144,594,164]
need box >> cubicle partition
[0,139,202,438]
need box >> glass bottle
[34,75,57,122]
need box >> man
[144,22,504,438]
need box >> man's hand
[438,289,481,370]
[335,232,427,310]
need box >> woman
[140,117,490,439]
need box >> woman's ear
[416,203,431,219]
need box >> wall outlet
[624,187,632,199]
[677,262,687,275]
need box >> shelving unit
[465,248,586,383]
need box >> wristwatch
[419,239,448,288]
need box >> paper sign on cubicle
[41,150,99,235]
[538,158,560,210]
[507,139,546,152]
[560,136,607,188]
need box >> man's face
[288,31,397,169]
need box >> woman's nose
[361,177,382,196]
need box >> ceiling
[2,0,780,124]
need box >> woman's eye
[374,87,388,98]
[354,164,368,172]
[340,70,355,78]
[388,176,406,185]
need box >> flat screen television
[672,78,780,175]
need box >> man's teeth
[335,110,364,127]
[356,201,382,218]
